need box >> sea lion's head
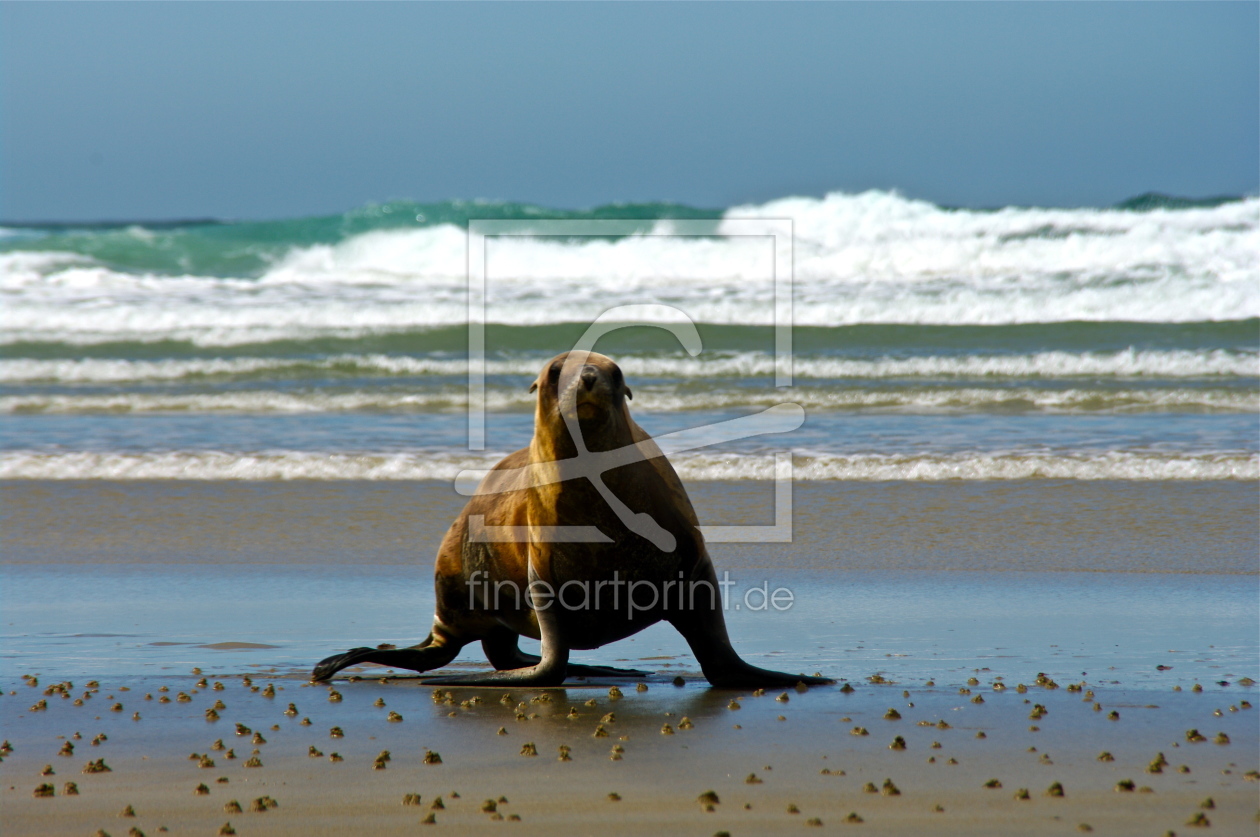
[530,351,633,451]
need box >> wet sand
[2,479,1257,834]
[3,480,1256,573]
[2,670,1257,836]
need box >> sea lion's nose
[580,366,599,391]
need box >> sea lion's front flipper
[420,667,566,686]
[669,610,835,689]
[564,663,651,678]
[481,628,649,678]
[423,606,571,686]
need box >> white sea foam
[0,451,500,481]
[2,386,1254,415]
[630,387,1259,414]
[688,451,1260,481]
[2,192,1255,345]
[1,349,1254,384]
[1,449,1253,481]
[0,390,493,414]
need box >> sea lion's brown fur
[313,352,832,687]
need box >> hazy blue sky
[2,2,1256,221]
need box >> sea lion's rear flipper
[310,631,464,682]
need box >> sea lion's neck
[531,410,632,461]
[576,413,630,453]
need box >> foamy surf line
[3,387,1254,414]
[2,192,1256,344]
[2,349,1256,384]
[3,276,1256,344]
[2,450,1254,481]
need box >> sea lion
[312,351,832,688]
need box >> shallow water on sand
[3,564,1254,691]
[2,480,1255,687]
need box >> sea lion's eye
[548,364,562,383]
[612,366,630,399]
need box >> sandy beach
[2,669,1256,836]
[3,480,1257,835]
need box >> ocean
[1,190,1257,483]
[1,189,1257,684]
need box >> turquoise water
[0,193,1241,278]
[1,190,1257,481]
[0,200,723,278]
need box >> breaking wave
[2,449,1253,481]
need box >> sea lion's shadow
[333,672,811,727]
